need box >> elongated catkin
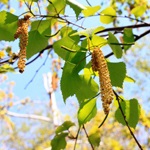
[14,15,30,73]
[92,47,114,114]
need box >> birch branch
[6,111,51,122]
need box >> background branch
[6,111,51,122]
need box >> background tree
[0,0,150,149]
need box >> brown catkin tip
[92,47,114,114]
[14,15,30,73]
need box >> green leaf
[60,62,81,101]
[124,76,135,83]
[108,32,122,58]
[0,11,18,24]
[31,19,51,36]
[123,28,134,52]
[51,133,68,150]
[89,132,101,147]
[115,99,140,128]
[0,11,18,41]
[53,36,80,61]
[60,26,80,42]
[107,62,126,88]
[47,0,66,16]
[78,98,97,126]
[76,74,99,103]
[131,5,146,18]
[0,64,15,73]
[60,26,74,38]
[91,35,107,47]
[66,0,84,18]
[100,6,116,24]
[26,30,48,59]
[82,5,100,17]
[56,121,75,134]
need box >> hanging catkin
[14,14,30,73]
[92,47,114,114]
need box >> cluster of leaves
[0,0,150,149]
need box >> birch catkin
[92,47,114,114]
[14,15,30,73]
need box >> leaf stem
[83,125,94,150]
[98,113,109,128]
[73,127,81,150]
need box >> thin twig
[83,125,94,150]
[73,127,81,150]
[114,91,143,150]
[86,0,92,6]
[37,1,41,15]
[134,29,150,41]
[24,50,51,89]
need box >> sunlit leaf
[76,74,99,103]
[124,76,135,83]
[115,99,140,128]
[100,6,116,24]
[123,28,134,52]
[107,62,126,88]
[92,26,105,35]
[56,121,75,134]
[0,11,18,24]
[47,0,66,16]
[31,19,51,36]
[78,98,97,126]
[0,11,18,41]
[91,35,107,47]
[51,133,68,150]
[82,5,100,17]
[108,32,122,58]
[26,30,48,59]
[0,64,15,73]
[131,5,146,18]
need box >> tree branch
[6,111,52,122]
[80,23,150,38]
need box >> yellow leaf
[0,50,5,59]
[100,6,116,24]
[131,5,146,17]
